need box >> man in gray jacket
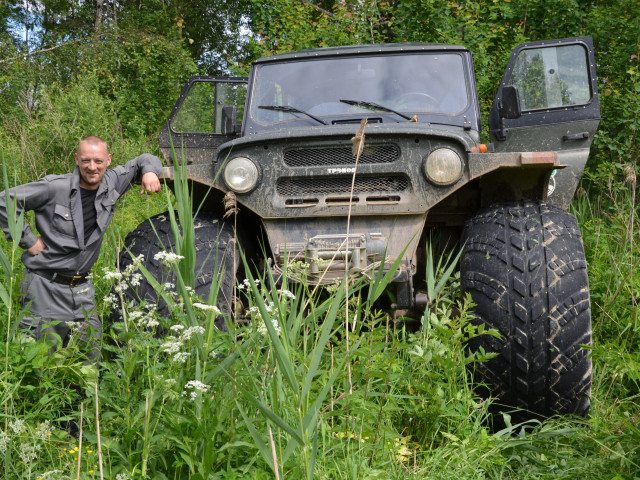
[0,135,162,363]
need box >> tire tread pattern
[461,200,592,418]
[110,211,237,331]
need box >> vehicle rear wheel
[110,211,238,331]
[461,200,592,420]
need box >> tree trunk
[95,0,103,31]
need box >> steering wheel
[395,92,440,111]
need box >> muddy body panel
[158,38,599,292]
[163,126,558,219]
[263,215,425,284]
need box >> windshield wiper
[258,105,327,125]
[339,99,413,121]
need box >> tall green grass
[0,152,639,478]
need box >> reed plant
[1,147,639,478]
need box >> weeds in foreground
[0,156,639,478]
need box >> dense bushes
[0,2,639,478]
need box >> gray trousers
[18,271,102,364]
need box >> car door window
[509,44,592,111]
[171,81,247,134]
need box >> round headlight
[424,148,463,186]
[224,156,260,193]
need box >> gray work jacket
[0,154,162,275]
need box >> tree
[1,0,254,137]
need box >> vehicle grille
[276,175,409,196]
[283,144,399,167]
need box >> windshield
[248,53,470,130]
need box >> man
[0,135,162,363]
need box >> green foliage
[0,149,639,478]
[593,43,640,165]
[573,165,638,343]
[0,2,640,478]
[76,30,199,137]
[572,164,639,416]
[249,0,393,58]
[0,71,163,186]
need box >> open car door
[159,76,248,166]
[489,36,600,209]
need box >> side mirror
[500,85,522,119]
[221,106,240,135]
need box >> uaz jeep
[118,37,600,419]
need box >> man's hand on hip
[27,237,46,256]
[140,172,161,194]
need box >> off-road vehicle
[118,37,600,419]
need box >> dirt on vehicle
[116,37,600,421]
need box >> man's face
[75,141,112,189]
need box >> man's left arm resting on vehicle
[113,153,163,195]
[141,171,161,193]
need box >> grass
[0,154,639,479]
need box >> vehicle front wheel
[461,200,592,420]
[109,211,238,331]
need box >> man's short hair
[79,135,109,152]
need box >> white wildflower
[35,420,53,440]
[102,269,123,281]
[9,418,25,435]
[172,352,191,363]
[138,316,159,329]
[161,340,182,355]
[68,322,81,334]
[251,301,275,315]
[38,470,63,479]
[170,324,185,333]
[184,380,210,391]
[0,430,9,454]
[102,293,118,308]
[164,378,177,387]
[154,251,184,267]
[183,380,210,401]
[76,287,90,295]
[209,350,219,359]
[113,280,128,294]
[18,442,41,463]
[163,282,176,290]
[116,473,131,480]
[257,317,281,336]
[181,326,205,341]
[264,301,275,314]
[129,273,143,287]
[130,308,159,329]
[279,289,296,300]
[241,278,259,289]
[124,254,145,274]
[192,303,222,315]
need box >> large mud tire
[110,211,238,331]
[461,200,592,419]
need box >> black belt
[32,270,90,287]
